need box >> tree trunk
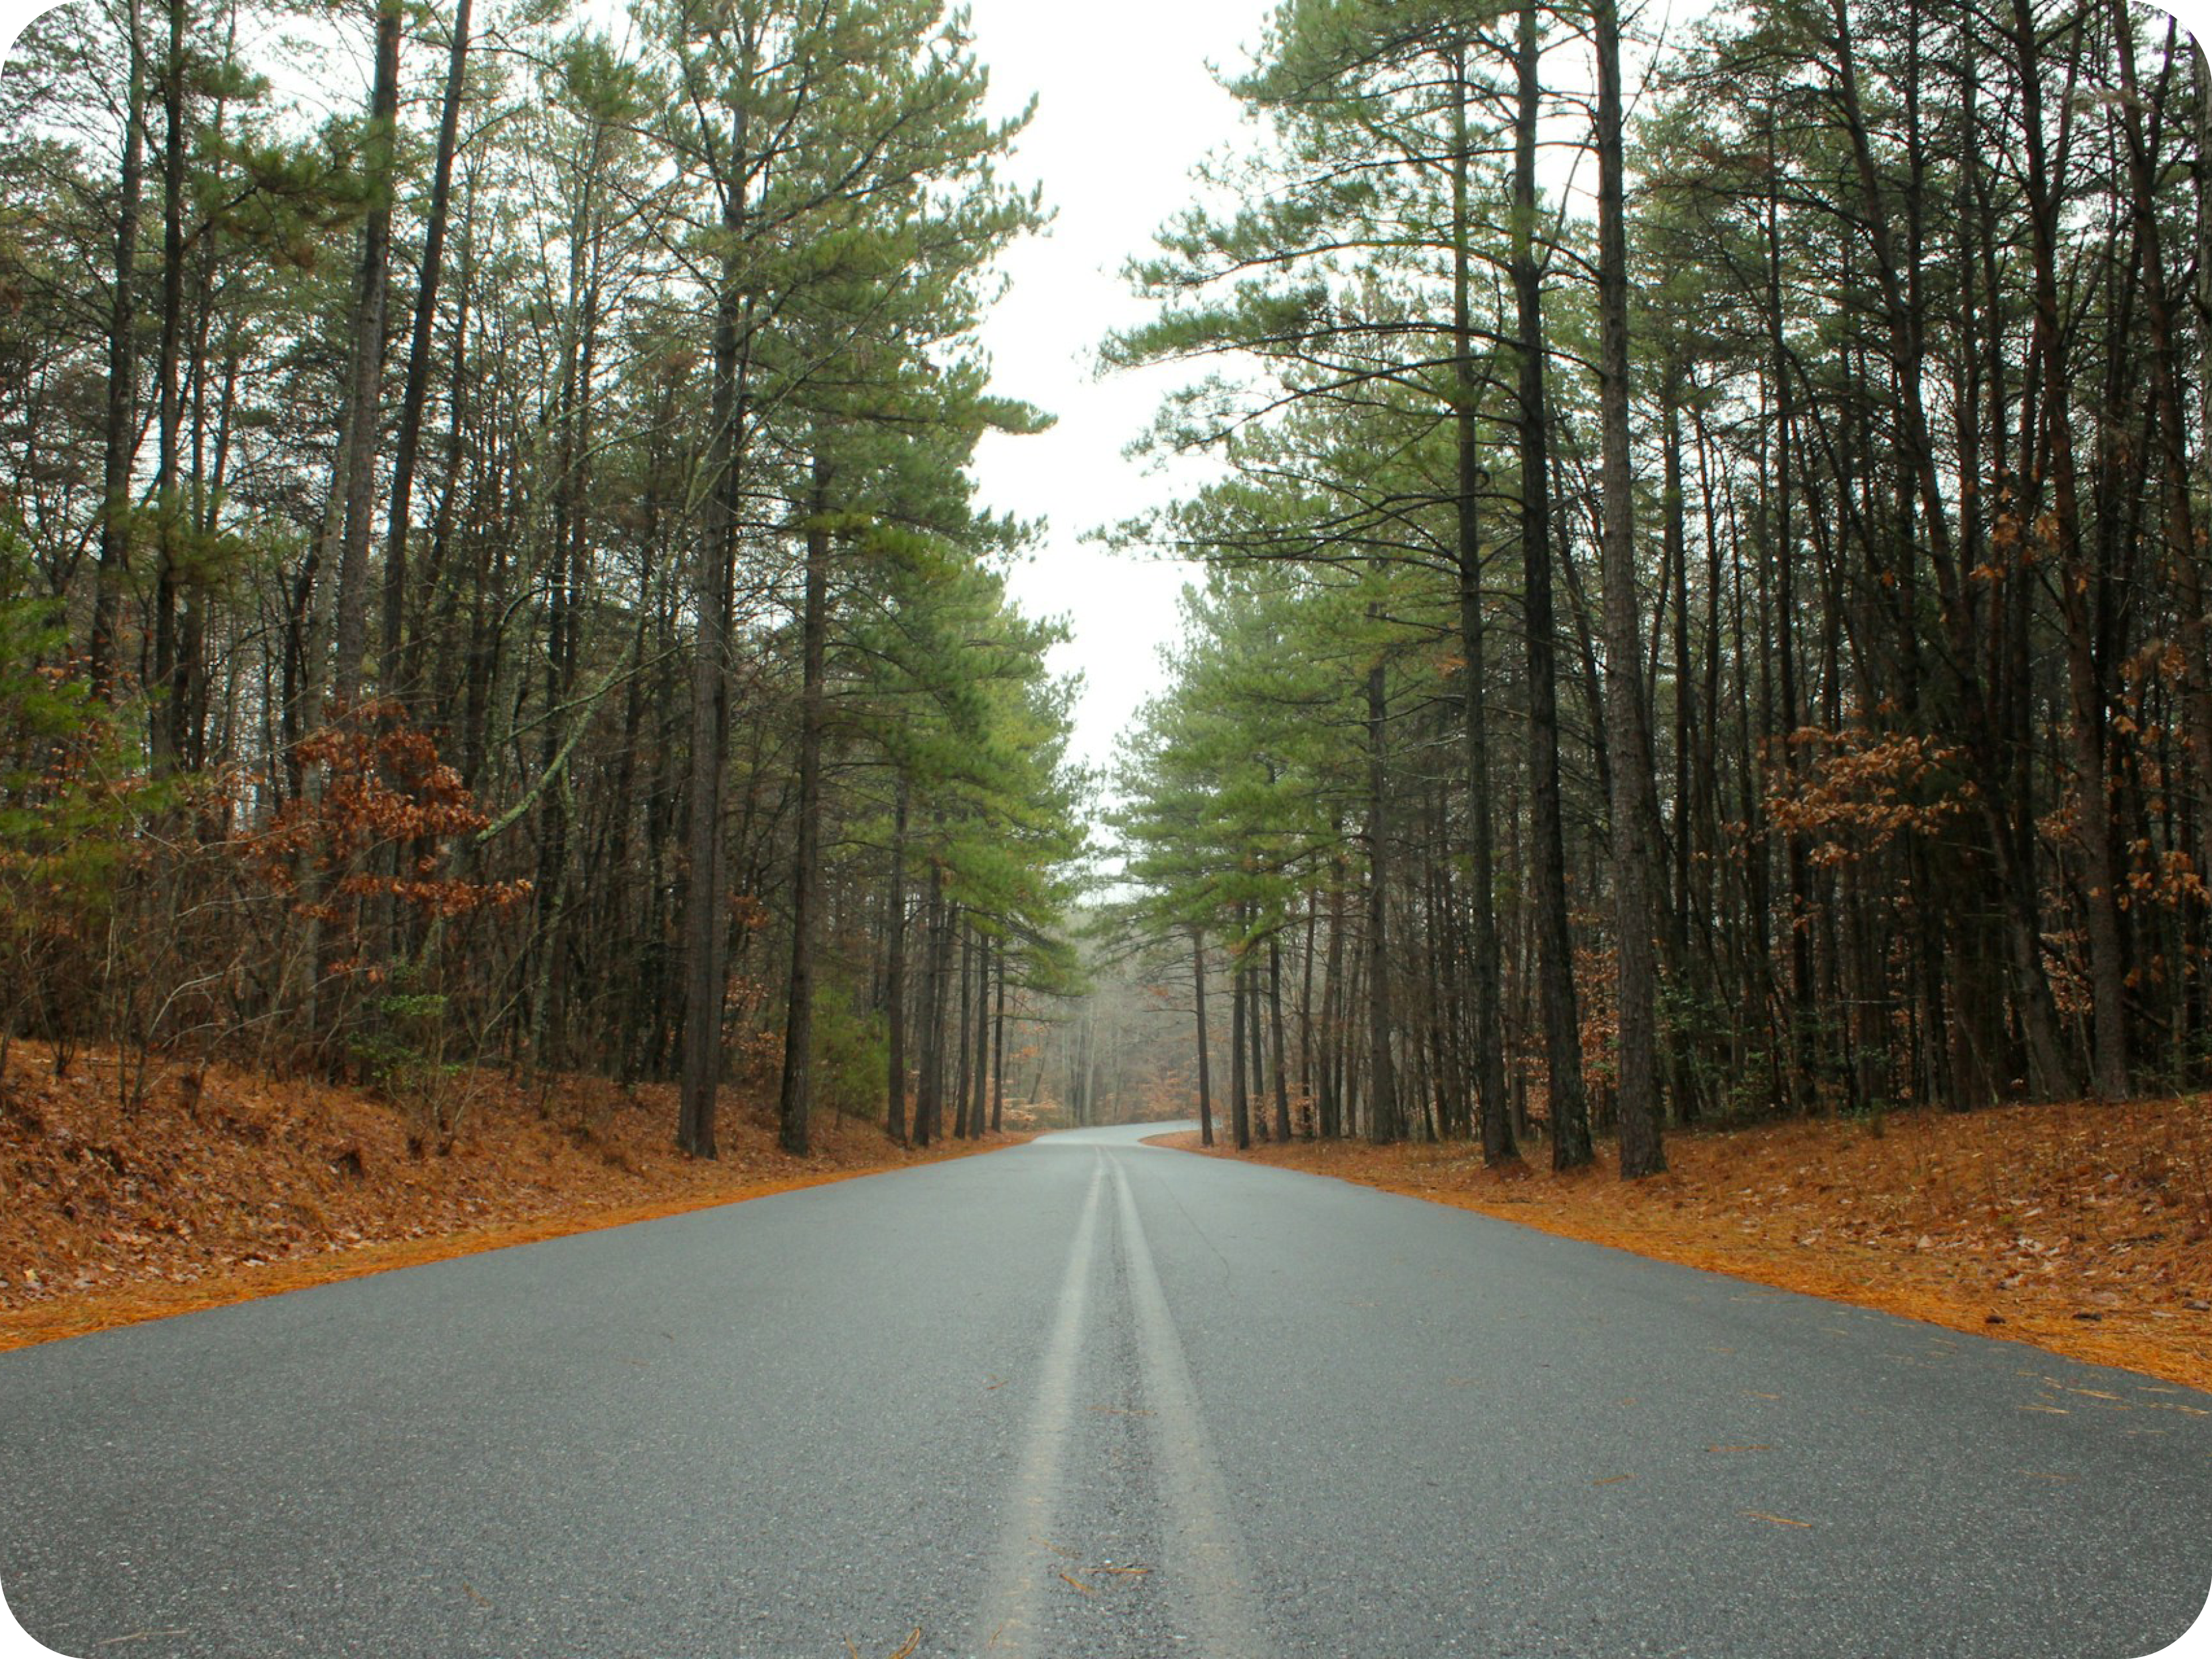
[1662,374,1703,1123]
[954,918,974,1138]
[1229,925,1250,1150]
[678,88,755,1159]
[329,0,402,711]
[149,0,188,769]
[1321,847,1347,1137]
[1514,0,1591,1169]
[885,779,909,1142]
[775,455,830,1157]
[1364,635,1402,1144]
[1192,928,1215,1147]
[380,0,472,700]
[972,928,992,1137]
[2114,9,2212,967]
[2004,0,2125,1098]
[1268,929,1291,1142]
[1298,889,1317,1133]
[1763,115,1815,1095]
[1449,42,1513,1166]
[1594,0,1665,1179]
[913,861,943,1147]
[991,937,1007,1133]
[90,0,146,699]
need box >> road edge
[1143,1131,2212,1395]
[0,1134,1032,1354]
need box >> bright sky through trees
[958,0,1258,776]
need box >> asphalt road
[3,1122,2209,1659]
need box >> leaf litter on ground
[1153,1092,2212,1391]
[1,1043,1029,1350]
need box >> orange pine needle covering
[1155,1094,2212,1392]
[0,1043,1028,1351]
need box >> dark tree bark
[1447,39,1512,1167]
[970,926,992,1137]
[925,871,956,1144]
[991,936,1007,1133]
[2001,0,2125,1098]
[678,87,755,1159]
[1514,0,1590,1169]
[1320,846,1347,1137]
[884,779,909,1142]
[953,918,974,1138]
[2113,8,2212,977]
[90,0,147,699]
[1298,888,1317,1133]
[1268,928,1291,1143]
[379,0,473,699]
[913,861,944,1147]
[149,0,188,768]
[1364,634,1402,1143]
[1229,924,1250,1150]
[329,0,402,711]
[1192,928,1215,1147]
[1594,0,1664,1179]
[1662,373,1702,1125]
[775,455,831,1156]
[1761,115,1815,1094]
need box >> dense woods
[2,0,2208,1181]
[0,0,1090,1155]
[1106,0,2212,1171]
[5,12,2211,1658]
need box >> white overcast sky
[957,0,1262,783]
[3,0,2209,784]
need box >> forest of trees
[0,0,1092,1157]
[2,0,2207,1181]
[1107,0,2212,1173]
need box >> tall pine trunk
[1449,41,1512,1165]
[885,780,909,1142]
[776,453,831,1156]
[2005,0,2125,1098]
[1594,0,1664,1178]
[380,0,472,699]
[991,938,1007,1133]
[90,0,146,698]
[329,0,402,711]
[150,0,188,768]
[1192,929,1215,1147]
[679,86,755,1159]
[1364,636,1402,1143]
[1514,0,1591,1168]
[1268,930,1291,1142]
[954,919,974,1138]
[1229,926,1250,1149]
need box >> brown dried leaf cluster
[1764,725,1975,867]
[1159,1096,2212,1391]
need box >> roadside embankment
[1,1044,1026,1350]
[1157,1096,2212,1391]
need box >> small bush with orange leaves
[254,701,530,931]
